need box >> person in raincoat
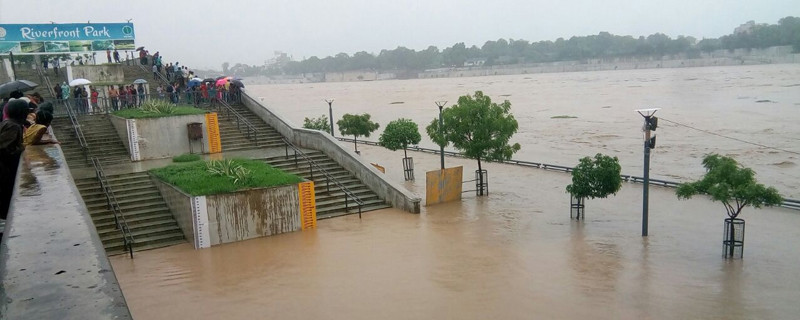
[60,82,70,100]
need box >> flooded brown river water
[250,64,800,198]
[111,144,800,320]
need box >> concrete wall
[206,184,301,245]
[0,59,12,83]
[111,114,210,161]
[240,92,421,213]
[152,178,194,243]
[70,65,125,83]
[0,145,131,319]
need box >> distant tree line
[224,16,799,76]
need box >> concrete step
[104,233,186,256]
[100,224,181,243]
[93,210,174,228]
[96,218,177,236]
[79,184,157,198]
[316,194,379,208]
[82,190,162,204]
[317,199,389,217]
[85,195,165,211]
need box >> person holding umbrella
[0,99,29,220]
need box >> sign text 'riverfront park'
[0,23,136,54]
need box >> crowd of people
[0,91,59,221]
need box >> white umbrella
[133,79,148,84]
[69,78,92,86]
[191,77,203,82]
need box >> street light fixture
[325,98,335,137]
[435,101,448,170]
[635,108,659,237]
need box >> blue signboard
[0,23,135,54]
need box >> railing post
[310,162,314,179]
[345,194,349,212]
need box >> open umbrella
[190,77,203,82]
[0,80,39,98]
[215,79,227,87]
[135,46,145,51]
[188,79,201,87]
[231,80,244,88]
[215,76,227,80]
[69,78,92,86]
[132,79,148,84]
[203,78,215,83]
[233,76,243,81]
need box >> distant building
[464,58,486,67]
[735,21,756,35]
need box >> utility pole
[636,108,659,237]
[325,98,335,137]
[435,101,448,170]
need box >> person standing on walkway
[113,50,120,63]
[152,64,159,80]
[137,84,146,105]
[54,85,63,102]
[42,58,48,70]
[106,49,112,63]
[108,86,120,111]
[60,82,70,101]
[90,87,99,113]
[0,99,29,220]
[166,83,175,104]
[53,58,60,76]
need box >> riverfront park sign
[0,23,136,54]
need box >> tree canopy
[566,154,623,200]
[676,154,783,219]
[379,118,421,157]
[302,114,331,134]
[426,91,521,171]
[249,16,800,75]
[337,113,380,151]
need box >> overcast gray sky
[1,0,798,70]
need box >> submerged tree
[566,153,622,219]
[379,118,422,159]
[676,154,782,258]
[337,113,380,153]
[302,114,331,134]
[426,91,520,195]
[380,119,422,180]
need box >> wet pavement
[111,144,800,320]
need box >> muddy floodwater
[250,64,800,198]
[111,144,800,320]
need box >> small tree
[303,114,331,134]
[426,91,520,195]
[337,113,380,152]
[676,154,782,258]
[379,118,421,159]
[565,154,622,219]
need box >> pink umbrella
[215,79,226,86]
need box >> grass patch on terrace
[551,115,578,119]
[113,100,207,119]
[150,158,303,196]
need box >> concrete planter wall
[240,92,421,213]
[110,114,212,161]
[152,178,309,248]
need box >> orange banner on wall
[205,113,222,154]
[298,181,317,230]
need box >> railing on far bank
[336,137,800,211]
[91,157,135,258]
[281,137,366,218]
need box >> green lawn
[172,153,202,163]
[151,159,303,196]
[113,105,207,119]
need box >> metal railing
[214,97,259,145]
[91,157,135,258]
[137,63,171,86]
[281,137,366,217]
[34,62,57,99]
[336,137,800,210]
[63,100,89,164]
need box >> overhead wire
[658,117,800,156]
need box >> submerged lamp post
[435,101,448,170]
[325,98,335,137]
[636,108,659,237]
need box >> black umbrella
[0,80,39,98]
[203,78,215,83]
[135,46,145,51]
[231,80,245,88]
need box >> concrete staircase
[262,151,391,218]
[199,103,286,151]
[74,172,186,255]
[51,114,131,167]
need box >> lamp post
[635,108,659,237]
[325,98,335,137]
[435,101,448,170]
